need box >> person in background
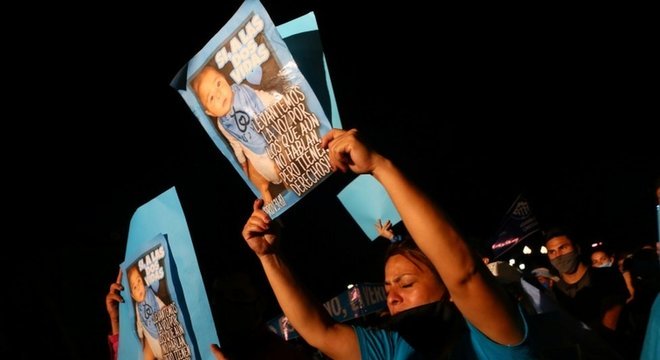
[531,267,559,291]
[614,251,636,304]
[241,128,535,359]
[591,246,634,303]
[375,218,402,243]
[545,229,630,355]
[590,247,615,269]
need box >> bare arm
[105,269,123,336]
[210,344,229,360]
[322,129,524,345]
[242,199,359,359]
[602,304,623,330]
[623,271,635,303]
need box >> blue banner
[267,283,387,340]
[490,194,540,259]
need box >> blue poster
[118,187,218,359]
[277,11,342,130]
[337,174,401,241]
[171,0,335,218]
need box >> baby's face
[197,68,233,117]
[129,269,145,302]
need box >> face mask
[384,300,466,359]
[595,259,613,268]
[551,251,580,274]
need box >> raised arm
[105,268,123,336]
[321,129,524,345]
[241,199,359,359]
[106,269,123,360]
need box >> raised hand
[242,199,279,257]
[320,129,385,174]
[375,219,395,241]
[106,268,124,335]
[210,344,229,360]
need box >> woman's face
[384,254,446,316]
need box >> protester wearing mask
[591,248,615,268]
[545,229,630,349]
[531,267,559,290]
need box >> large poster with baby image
[118,187,218,360]
[171,0,334,218]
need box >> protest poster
[172,0,335,218]
[118,187,218,359]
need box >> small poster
[118,187,218,359]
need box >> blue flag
[490,194,540,259]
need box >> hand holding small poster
[122,235,192,360]
[172,0,334,218]
[118,187,218,360]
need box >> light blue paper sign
[337,175,401,241]
[118,187,218,359]
[277,12,342,129]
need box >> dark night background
[4,1,657,358]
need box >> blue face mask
[595,259,613,268]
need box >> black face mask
[383,300,466,359]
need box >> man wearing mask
[544,229,629,348]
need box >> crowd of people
[105,128,660,359]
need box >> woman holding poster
[241,129,535,359]
[174,0,334,218]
